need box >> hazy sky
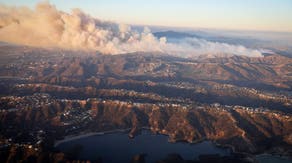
[1,0,292,32]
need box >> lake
[255,154,292,163]
[56,130,231,163]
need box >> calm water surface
[255,154,292,163]
[56,130,231,163]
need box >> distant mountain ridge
[153,30,201,39]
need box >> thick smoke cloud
[0,2,264,58]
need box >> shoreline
[54,128,292,161]
[54,128,131,147]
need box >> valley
[0,46,291,162]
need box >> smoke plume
[0,2,265,58]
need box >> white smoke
[163,38,265,58]
[0,2,264,58]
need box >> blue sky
[1,0,292,32]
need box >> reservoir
[255,154,292,163]
[56,130,231,163]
